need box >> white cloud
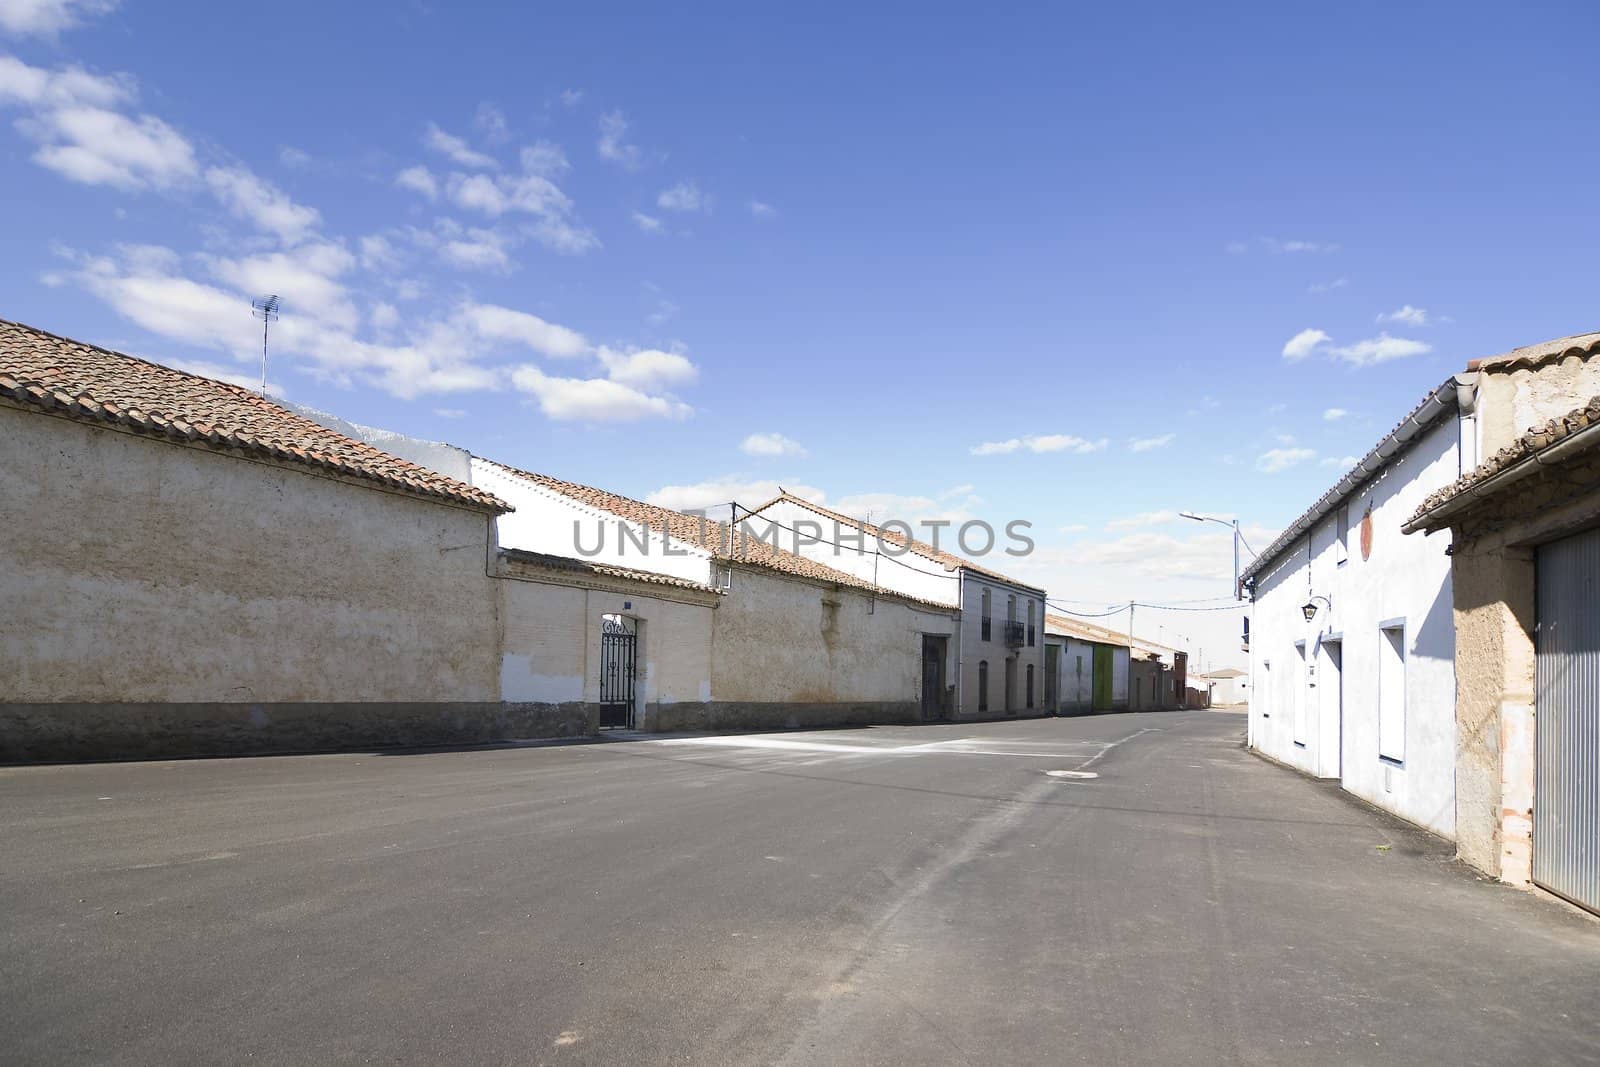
[595,346,698,392]
[0,0,116,36]
[1377,305,1429,327]
[510,365,691,422]
[473,101,509,143]
[440,231,513,271]
[519,140,568,177]
[1308,277,1348,293]
[748,200,776,217]
[461,303,588,358]
[435,407,467,418]
[1261,237,1338,254]
[1257,447,1316,473]
[422,121,496,169]
[370,302,400,330]
[631,211,663,233]
[597,110,640,169]
[394,165,438,200]
[1323,407,1348,421]
[1282,327,1330,361]
[1320,455,1359,469]
[1327,333,1431,367]
[657,179,709,212]
[740,432,806,458]
[442,167,597,254]
[972,434,1107,456]
[1129,432,1175,453]
[358,234,400,271]
[203,242,359,331]
[1106,510,1180,531]
[0,55,128,108]
[205,165,320,242]
[279,145,311,169]
[24,105,196,189]
[559,88,583,108]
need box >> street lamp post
[1180,511,1247,600]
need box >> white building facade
[1245,378,1470,838]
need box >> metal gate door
[1092,645,1113,710]
[1534,527,1600,914]
[600,626,637,729]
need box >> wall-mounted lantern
[1302,594,1332,622]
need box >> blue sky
[3,1,1597,667]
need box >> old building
[743,493,1048,719]
[0,318,583,760]
[471,462,961,731]
[1245,330,1600,846]
[1202,667,1248,706]
[1404,384,1600,909]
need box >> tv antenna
[251,294,280,396]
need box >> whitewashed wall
[1250,416,1460,838]
[473,459,716,586]
[498,575,715,716]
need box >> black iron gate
[599,624,637,729]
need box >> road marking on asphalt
[1045,769,1099,779]
[650,735,1118,759]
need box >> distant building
[744,493,1048,719]
[1202,667,1247,706]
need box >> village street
[3,712,1598,1065]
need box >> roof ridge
[482,462,956,609]
[754,490,1044,591]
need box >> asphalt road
[3,712,1598,1065]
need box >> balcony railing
[1002,620,1025,648]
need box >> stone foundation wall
[645,701,921,733]
[0,702,598,763]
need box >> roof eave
[1242,375,1466,581]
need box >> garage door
[1534,527,1600,914]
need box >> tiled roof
[745,492,1045,592]
[1045,612,1179,657]
[1470,330,1600,372]
[1407,394,1600,530]
[0,318,508,513]
[498,548,716,592]
[479,460,954,609]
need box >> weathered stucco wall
[1,408,501,709]
[1443,444,1600,883]
[1477,352,1600,453]
[708,566,956,709]
[497,564,717,718]
[1250,415,1460,838]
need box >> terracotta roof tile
[745,492,1045,592]
[1470,330,1600,372]
[0,318,507,513]
[480,459,953,609]
[1408,394,1600,527]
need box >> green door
[1092,645,1114,710]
